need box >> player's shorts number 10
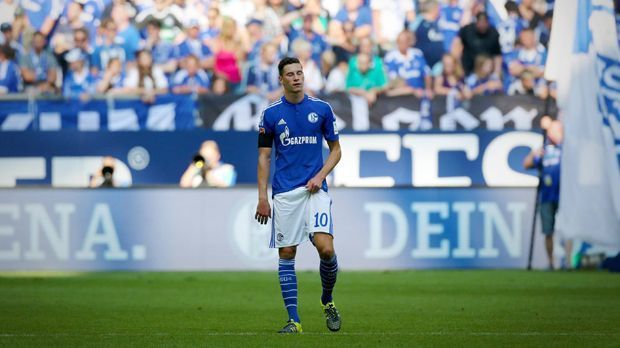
[314,212,328,228]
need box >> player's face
[279,63,305,93]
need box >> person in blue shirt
[0,45,21,94]
[288,14,329,68]
[439,0,463,52]
[175,19,212,69]
[171,54,210,94]
[141,19,178,76]
[256,57,342,334]
[409,0,444,69]
[91,18,126,74]
[384,30,432,98]
[246,42,280,101]
[20,31,58,93]
[464,54,503,96]
[62,48,97,99]
[110,2,140,63]
[524,119,568,270]
[0,23,24,62]
[330,0,373,42]
[95,57,125,94]
[21,0,63,37]
[507,28,547,95]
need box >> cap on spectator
[0,23,12,32]
[65,48,85,63]
[187,18,201,28]
[247,18,264,27]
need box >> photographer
[179,140,237,188]
[89,156,117,188]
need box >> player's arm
[306,139,341,193]
[255,133,273,224]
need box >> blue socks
[278,258,300,322]
[320,255,338,305]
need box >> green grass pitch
[1,270,619,347]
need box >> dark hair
[476,12,489,22]
[504,1,518,13]
[147,19,162,29]
[74,27,89,39]
[278,57,301,76]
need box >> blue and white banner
[0,187,549,270]
[0,131,543,188]
[0,95,195,131]
[546,0,620,247]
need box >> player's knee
[279,247,296,260]
[318,245,335,260]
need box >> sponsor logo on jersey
[279,125,318,146]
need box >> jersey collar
[281,94,308,106]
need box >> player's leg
[540,202,555,270]
[277,246,302,333]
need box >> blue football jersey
[259,95,339,195]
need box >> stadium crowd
[0,0,557,102]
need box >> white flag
[546,0,620,247]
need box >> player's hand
[306,176,323,194]
[255,198,271,224]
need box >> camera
[100,166,115,188]
[192,153,206,169]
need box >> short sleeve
[321,104,339,141]
[334,9,348,23]
[356,7,373,26]
[258,108,274,135]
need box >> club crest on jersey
[308,112,319,123]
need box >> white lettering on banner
[0,203,145,262]
[483,132,541,187]
[0,158,46,187]
[364,201,526,259]
[213,94,268,131]
[364,202,408,258]
[76,204,129,260]
[24,204,75,260]
[411,203,450,258]
[0,204,20,260]
[402,134,478,187]
[334,134,401,187]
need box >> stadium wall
[0,187,549,271]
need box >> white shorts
[270,187,334,248]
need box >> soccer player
[255,57,342,334]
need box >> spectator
[0,22,23,61]
[180,140,237,188]
[497,1,525,56]
[171,54,211,94]
[91,18,126,74]
[433,53,470,100]
[346,52,386,105]
[0,45,21,93]
[20,31,58,93]
[329,0,373,44]
[250,0,283,43]
[465,54,502,96]
[523,119,566,270]
[539,10,553,49]
[246,18,267,65]
[290,38,323,95]
[324,51,348,94]
[409,0,444,69]
[287,14,329,68]
[507,70,548,97]
[518,0,543,30]
[507,28,547,96]
[454,12,502,76]
[212,16,245,89]
[349,37,386,86]
[176,19,213,70]
[202,6,222,45]
[281,0,329,35]
[331,20,357,67]
[371,0,415,51]
[384,30,432,99]
[211,75,230,95]
[111,2,141,62]
[141,19,178,75]
[439,0,463,52]
[135,0,184,43]
[246,42,280,101]
[62,48,97,99]
[124,49,169,102]
[22,0,63,37]
[53,0,96,48]
[96,57,125,94]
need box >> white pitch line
[0,332,618,338]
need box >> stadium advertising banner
[0,130,542,188]
[0,95,195,131]
[0,187,547,271]
[198,93,557,131]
